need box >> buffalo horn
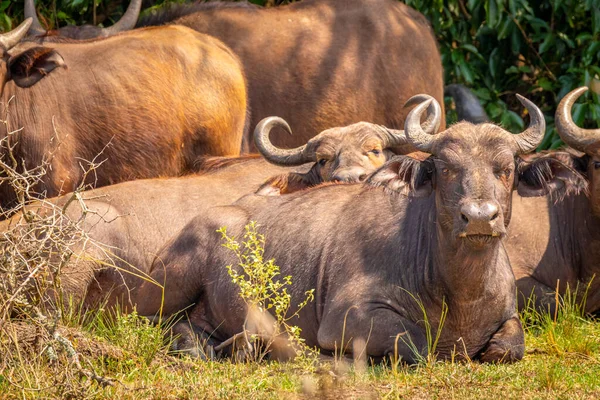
[24,0,46,36]
[103,0,142,35]
[404,94,442,135]
[254,116,314,166]
[404,98,440,153]
[555,87,600,153]
[0,19,32,49]
[379,126,409,148]
[383,94,442,148]
[511,94,546,154]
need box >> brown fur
[0,25,248,209]
[194,154,262,174]
[138,0,446,150]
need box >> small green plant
[218,221,318,367]
[90,307,167,366]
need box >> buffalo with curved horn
[25,0,141,39]
[122,94,578,361]
[253,95,440,194]
[505,86,600,314]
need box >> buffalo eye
[594,161,600,170]
[369,149,381,156]
[318,159,327,166]
[494,168,512,179]
[441,167,450,175]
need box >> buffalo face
[432,127,515,247]
[253,96,441,193]
[370,95,579,249]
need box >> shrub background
[2,0,599,148]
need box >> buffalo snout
[458,201,504,240]
[331,167,368,183]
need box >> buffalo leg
[170,319,218,360]
[516,276,557,315]
[478,315,524,363]
[317,307,427,365]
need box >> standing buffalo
[506,87,599,314]
[131,95,573,363]
[0,21,248,209]
[137,0,445,151]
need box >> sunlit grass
[1,288,599,399]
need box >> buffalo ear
[9,47,66,88]
[367,155,433,197]
[256,172,315,196]
[517,155,588,199]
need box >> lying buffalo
[253,94,440,194]
[0,20,247,210]
[0,155,302,304]
[506,87,599,313]
[137,0,445,150]
[131,95,576,363]
[25,0,141,39]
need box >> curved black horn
[23,0,46,36]
[254,117,314,166]
[102,0,142,35]
[555,87,600,153]
[511,94,546,154]
[0,18,32,49]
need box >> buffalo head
[254,95,440,194]
[555,87,600,214]
[25,0,141,39]
[368,94,564,248]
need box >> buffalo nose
[331,169,366,183]
[460,202,499,224]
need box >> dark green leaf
[538,33,555,54]
[486,0,499,27]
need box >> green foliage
[0,0,137,31]
[218,221,317,365]
[403,0,600,148]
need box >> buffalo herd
[0,0,597,364]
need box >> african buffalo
[25,0,141,39]
[0,21,248,210]
[506,87,600,314]
[0,155,305,303]
[253,94,440,194]
[131,95,574,363]
[137,0,445,151]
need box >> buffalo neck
[429,222,512,306]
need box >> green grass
[1,299,599,399]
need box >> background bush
[1,0,598,148]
